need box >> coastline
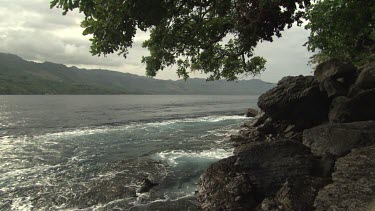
[196,60,375,210]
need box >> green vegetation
[0,53,274,95]
[305,0,375,66]
[51,0,375,76]
[50,0,311,80]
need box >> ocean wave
[146,115,247,126]
[153,148,233,167]
[31,115,248,140]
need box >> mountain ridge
[0,53,274,95]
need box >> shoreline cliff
[197,60,375,210]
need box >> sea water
[0,95,258,210]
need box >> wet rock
[303,121,375,157]
[314,145,375,211]
[230,127,264,147]
[230,134,252,147]
[197,141,318,211]
[251,112,269,127]
[257,198,281,211]
[258,176,330,211]
[246,108,259,117]
[258,75,328,128]
[314,59,357,84]
[256,117,276,134]
[137,179,159,193]
[355,61,375,89]
[71,178,137,208]
[329,89,375,123]
[197,158,257,211]
[234,141,319,195]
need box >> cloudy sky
[0,0,314,83]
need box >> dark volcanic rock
[347,84,363,97]
[314,59,357,83]
[258,176,329,211]
[314,59,357,99]
[197,60,375,211]
[328,96,351,123]
[355,61,375,89]
[137,178,159,193]
[320,78,349,98]
[230,127,264,148]
[329,89,375,123]
[197,141,319,211]
[257,75,328,127]
[197,157,257,211]
[251,112,269,127]
[314,145,375,211]
[303,121,375,157]
[246,108,259,117]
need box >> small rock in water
[245,108,259,117]
[137,178,159,193]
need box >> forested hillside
[0,53,274,95]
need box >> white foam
[10,197,34,211]
[130,192,195,209]
[34,127,112,140]
[154,148,233,167]
[30,115,246,141]
[146,115,247,127]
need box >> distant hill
[0,53,274,95]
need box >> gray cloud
[0,0,314,82]
[254,25,314,82]
[0,0,151,77]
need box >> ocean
[0,95,258,210]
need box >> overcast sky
[0,0,314,83]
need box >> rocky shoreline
[197,60,375,210]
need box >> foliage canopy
[305,0,375,65]
[50,0,311,80]
[51,0,374,79]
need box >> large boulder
[314,59,358,99]
[196,157,257,211]
[355,61,375,89]
[303,121,375,157]
[257,75,328,128]
[329,89,375,123]
[320,78,349,99]
[314,145,375,211]
[197,141,319,211]
[314,59,357,83]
